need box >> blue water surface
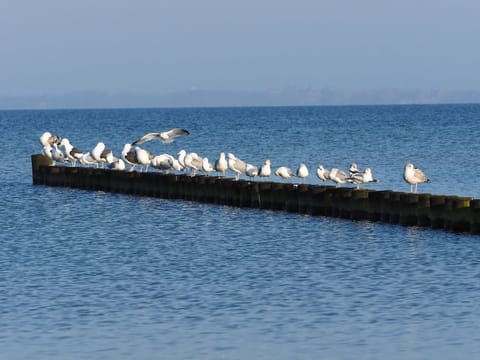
[1,105,480,359]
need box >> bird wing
[162,128,190,139]
[414,168,428,182]
[159,128,190,143]
[131,133,161,146]
[348,173,363,184]
[132,129,190,145]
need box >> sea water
[1,104,480,359]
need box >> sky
[1,0,480,97]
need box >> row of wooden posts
[32,154,480,235]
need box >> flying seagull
[131,128,190,146]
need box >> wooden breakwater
[31,154,480,235]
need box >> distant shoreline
[1,88,480,110]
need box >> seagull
[121,143,138,171]
[39,131,61,147]
[177,149,187,169]
[41,144,54,164]
[59,138,84,167]
[228,153,247,180]
[108,157,125,171]
[91,142,112,168]
[184,152,203,175]
[329,168,348,187]
[135,147,153,172]
[316,165,330,183]
[202,157,215,175]
[348,167,379,189]
[245,163,259,180]
[51,143,68,164]
[170,157,183,171]
[79,152,97,167]
[151,154,175,171]
[274,166,295,180]
[403,163,430,193]
[214,152,228,176]
[349,163,360,177]
[131,128,190,146]
[258,159,272,178]
[296,163,309,183]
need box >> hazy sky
[1,0,479,96]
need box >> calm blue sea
[1,104,480,359]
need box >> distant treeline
[2,88,480,109]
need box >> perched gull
[274,166,295,180]
[91,142,112,168]
[403,163,430,193]
[79,152,97,167]
[151,154,175,171]
[170,157,183,171]
[245,163,259,180]
[51,144,67,164]
[59,138,84,167]
[41,145,54,164]
[121,143,138,171]
[348,167,379,189]
[177,150,187,169]
[39,131,61,147]
[228,153,247,180]
[184,152,203,175]
[214,152,228,176]
[258,159,271,178]
[135,147,153,172]
[132,128,190,146]
[349,163,360,177]
[109,158,126,171]
[316,165,330,183]
[202,157,215,175]
[296,163,309,183]
[329,168,348,187]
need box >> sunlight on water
[1,105,480,359]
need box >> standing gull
[184,152,203,175]
[228,153,247,180]
[316,165,330,183]
[258,159,271,178]
[51,144,67,164]
[202,157,215,175]
[91,142,111,168]
[59,138,84,167]
[132,128,190,146]
[135,147,153,172]
[403,163,430,193]
[296,163,309,183]
[177,150,187,170]
[214,152,228,176]
[349,163,360,177]
[329,168,348,187]
[121,143,138,171]
[245,163,259,180]
[41,145,54,164]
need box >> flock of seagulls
[39,129,430,193]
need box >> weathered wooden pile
[32,154,480,235]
